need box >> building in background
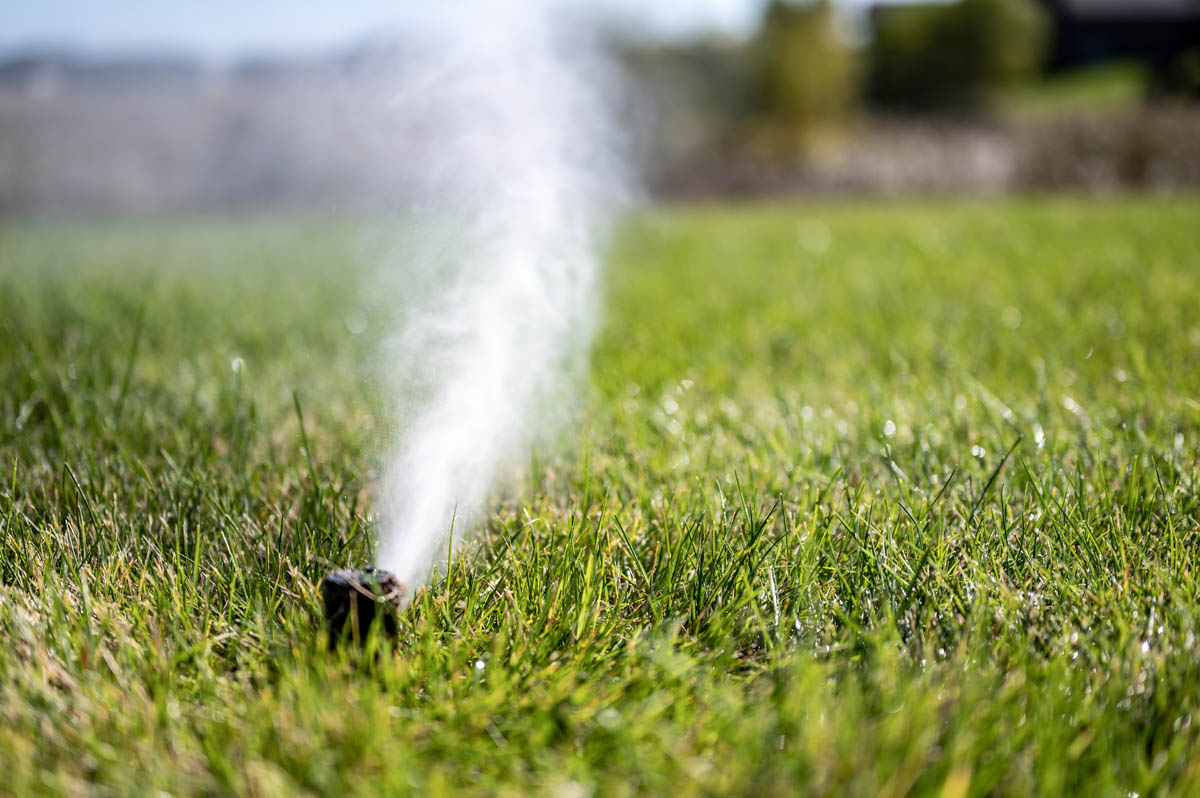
[1035,0,1200,83]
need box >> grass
[998,62,1149,120]
[1,196,1199,795]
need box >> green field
[2,197,1199,795]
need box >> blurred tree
[868,0,1049,113]
[745,0,859,155]
[1157,48,1200,98]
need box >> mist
[373,2,631,589]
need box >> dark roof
[1044,0,1200,20]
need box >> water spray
[321,2,629,639]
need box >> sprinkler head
[321,567,406,648]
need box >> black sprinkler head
[321,567,406,648]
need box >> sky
[1,0,893,58]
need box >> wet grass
[1,196,1199,795]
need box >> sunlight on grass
[1,197,1198,794]
[999,61,1149,120]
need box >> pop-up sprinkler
[321,567,406,648]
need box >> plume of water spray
[375,2,629,589]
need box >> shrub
[868,0,1050,113]
[746,0,859,153]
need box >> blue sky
[2,0,893,58]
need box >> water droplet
[597,708,622,730]
[971,445,986,458]
[345,311,368,335]
[474,659,486,670]
[231,357,245,373]
[883,420,896,437]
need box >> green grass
[999,62,1148,120]
[1,197,1199,795]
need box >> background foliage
[868,0,1050,112]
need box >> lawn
[1,197,1199,795]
